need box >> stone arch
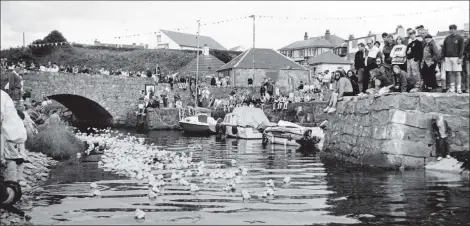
[47,94,114,127]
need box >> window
[157,35,162,43]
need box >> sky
[1,1,469,50]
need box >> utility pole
[22,32,25,48]
[195,20,201,109]
[250,15,255,91]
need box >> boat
[262,120,325,150]
[179,107,217,134]
[220,106,274,139]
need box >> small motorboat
[262,120,325,150]
[179,107,217,134]
[219,106,274,139]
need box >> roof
[178,54,226,76]
[160,29,226,50]
[279,34,345,50]
[435,30,468,37]
[217,48,309,72]
[229,46,245,51]
[308,51,352,65]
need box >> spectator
[274,81,280,97]
[421,34,440,92]
[364,39,380,92]
[383,35,395,64]
[346,70,360,95]
[430,115,451,161]
[354,43,366,92]
[260,83,266,98]
[406,29,424,92]
[464,33,470,93]
[211,76,216,86]
[391,36,408,71]
[146,68,152,78]
[321,71,331,90]
[392,65,415,92]
[371,60,394,93]
[441,24,465,94]
[323,70,354,114]
[247,77,253,87]
[7,70,23,104]
[298,81,304,91]
[169,75,174,90]
[374,41,384,61]
[266,80,274,97]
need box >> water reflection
[28,130,469,225]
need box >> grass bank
[26,123,84,160]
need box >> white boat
[263,120,325,150]
[220,106,273,139]
[179,108,217,134]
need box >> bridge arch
[47,94,114,127]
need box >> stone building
[177,44,225,79]
[217,48,310,92]
[308,51,352,73]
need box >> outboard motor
[262,132,269,147]
[0,178,31,220]
[232,126,238,135]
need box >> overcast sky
[1,1,469,50]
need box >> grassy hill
[1,45,242,75]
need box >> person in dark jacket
[463,34,470,93]
[354,43,366,92]
[8,70,23,103]
[211,77,216,86]
[421,34,440,91]
[391,65,412,92]
[406,29,424,92]
[430,115,452,161]
[382,34,395,64]
[441,24,466,94]
[346,70,360,95]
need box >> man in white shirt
[364,39,380,91]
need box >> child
[430,115,452,160]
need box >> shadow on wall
[47,94,113,128]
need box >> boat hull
[179,122,211,133]
[226,126,263,139]
[265,133,300,146]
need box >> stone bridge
[23,72,154,127]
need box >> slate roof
[279,34,345,50]
[308,51,352,65]
[217,48,309,72]
[160,29,226,50]
[178,54,226,76]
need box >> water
[28,130,470,225]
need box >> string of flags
[258,5,462,21]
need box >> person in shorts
[441,24,465,93]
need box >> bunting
[29,42,72,48]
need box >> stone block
[381,140,432,158]
[372,126,388,140]
[418,95,437,113]
[372,94,419,111]
[356,98,373,114]
[442,115,469,133]
[435,95,470,118]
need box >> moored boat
[219,106,274,139]
[179,107,217,134]
[262,120,325,150]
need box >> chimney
[325,30,331,41]
[348,34,354,40]
[396,25,405,38]
[368,31,372,36]
[203,44,209,56]
[304,32,308,40]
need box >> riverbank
[0,150,58,225]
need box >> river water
[27,130,470,225]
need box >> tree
[42,30,68,44]
[31,30,70,57]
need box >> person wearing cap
[405,29,424,92]
[441,24,465,93]
[421,34,440,92]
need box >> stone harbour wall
[0,150,58,225]
[322,93,469,169]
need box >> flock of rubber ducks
[76,128,293,220]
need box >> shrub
[25,122,84,160]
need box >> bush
[26,122,84,160]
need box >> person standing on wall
[441,24,465,94]
[364,39,380,93]
[462,33,470,93]
[405,29,424,92]
[354,43,366,93]
[421,34,440,92]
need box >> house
[345,25,407,63]
[217,48,310,92]
[308,51,352,74]
[177,44,226,78]
[153,29,226,50]
[93,40,148,49]
[229,46,246,52]
[279,30,345,65]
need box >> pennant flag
[55,43,58,46]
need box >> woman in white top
[390,36,407,70]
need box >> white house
[151,29,226,51]
[229,46,246,52]
[308,51,352,74]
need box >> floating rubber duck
[283,177,291,184]
[134,209,145,219]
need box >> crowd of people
[323,24,470,114]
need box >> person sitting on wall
[430,115,452,161]
[247,78,253,87]
[298,81,304,91]
[323,70,355,114]
[391,65,415,92]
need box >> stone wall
[322,93,469,169]
[23,72,153,127]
